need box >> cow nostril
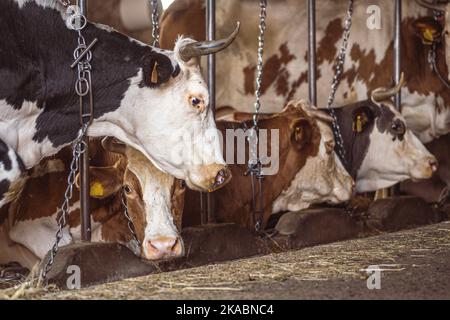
[429,159,438,172]
[148,238,177,252]
[216,169,226,184]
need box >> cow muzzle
[411,156,438,181]
[144,236,184,260]
[186,164,232,192]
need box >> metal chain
[428,42,450,89]
[151,0,160,47]
[253,0,267,128]
[39,123,89,284]
[247,0,268,232]
[325,0,354,166]
[121,188,141,247]
[39,7,97,284]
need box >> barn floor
[1,221,449,300]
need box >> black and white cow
[0,0,237,209]
[0,139,26,208]
[333,81,438,192]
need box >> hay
[2,221,449,300]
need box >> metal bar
[78,0,91,241]
[205,0,216,224]
[307,0,317,106]
[394,0,402,111]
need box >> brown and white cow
[0,138,185,269]
[332,80,438,192]
[216,81,438,195]
[183,100,354,230]
[160,0,450,143]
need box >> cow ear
[352,106,374,133]
[75,165,123,199]
[412,17,443,45]
[291,119,313,151]
[142,52,175,88]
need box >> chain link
[253,0,267,128]
[325,0,354,166]
[39,124,88,284]
[39,8,96,284]
[121,188,141,248]
[151,0,160,47]
[247,0,268,232]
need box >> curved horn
[371,73,405,103]
[415,0,447,12]
[101,137,126,155]
[178,22,240,62]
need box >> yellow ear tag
[151,62,158,84]
[422,28,435,45]
[353,115,363,133]
[90,181,104,197]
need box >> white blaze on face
[125,148,181,256]
[356,109,436,193]
[272,120,354,213]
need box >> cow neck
[215,111,320,230]
[0,1,149,159]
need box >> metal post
[78,0,91,241]
[307,0,317,106]
[394,0,402,111]
[205,0,216,223]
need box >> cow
[0,137,186,269]
[400,133,450,203]
[160,0,450,144]
[215,80,438,195]
[0,139,26,208]
[183,100,355,230]
[0,0,238,209]
[331,78,438,192]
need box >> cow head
[271,101,354,213]
[346,78,438,192]
[415,1,450,73]
[90,25,239,193]
[88,138,186,260]
[404,1,450,142]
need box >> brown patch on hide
[243,43,296,96]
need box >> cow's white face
[356,103,437,192]
[90,40,230,192]
[123,147,184,260]
[272,106,354,213]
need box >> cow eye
[123,185,132,194]
[191,97,201,106]
[391,120,406,140]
